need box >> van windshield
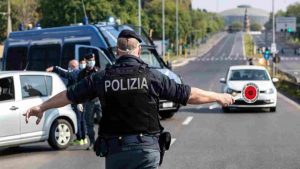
[98,25,152,47]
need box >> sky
[191,0,299,13]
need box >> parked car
[220,65,278,112]
[0,71,77,149]
[1,23,181,118]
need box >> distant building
[220,5,269,27]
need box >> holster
[93,136,108,157]
[158,132,171,166]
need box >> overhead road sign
[276,17,297,32]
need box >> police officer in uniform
[78,53,102,150]
[24,30,234,169]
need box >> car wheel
[159,110,176,119]
[222,107,230,112]
[270,107,276,112]
[48,119,73,150]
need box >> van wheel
[159,110,176,119]
[48,119,73,150]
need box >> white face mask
[87,60,95,68]
[79,63,86,69]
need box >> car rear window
[20,75,52,99]
[229,69,270,81]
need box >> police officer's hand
[23,106,44,125]
[216,93,235,107]
[46,66,54,72]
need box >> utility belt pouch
[94,136,108,157]
[158,132,171,166]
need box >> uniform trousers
[104,135,160,169]
[84,99,102,144]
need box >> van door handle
[10,106,19,111]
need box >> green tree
[250,22,262,31]
[230,22,243,32]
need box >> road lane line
[170,138,176,147]
[278,92,300,110]
[182,116,194,125]
[196,105,203,109]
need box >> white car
[0,71,77,149]
[220,65,278,112]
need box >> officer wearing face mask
[79,58,87,70]
[78,53,102,150]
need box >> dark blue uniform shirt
[53,66,80,87]
[66,55,191,107]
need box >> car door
[0,76,21,143]
[19,75,52,139]
[75,45,112,71]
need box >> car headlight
[266,88,274,94]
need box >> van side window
[28,44,61,71]
[78,47,110,71]
[0,77,15,102]
[20,75,52,99]
[61,42,90,69]
[98,51,110,71]
[6,46,27,70]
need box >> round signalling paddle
[242,83,259,103]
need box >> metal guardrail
[276,68,300,91]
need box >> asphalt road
[252,32,300,81]
[1,33,300,169]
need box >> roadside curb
[278,92,300,109]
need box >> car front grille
[234,100,270,105]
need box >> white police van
[2,23,182,118]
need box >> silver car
[0,71,77,149]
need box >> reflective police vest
[100,63,161,135]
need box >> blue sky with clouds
[191,0,299,12]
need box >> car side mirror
[272,78,279,83]
[166,61,172,70]
[219,78,226,83]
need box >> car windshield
[229,69,270,81]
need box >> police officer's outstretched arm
[156,73,234,107]
[187,87,234,106]
[23,73,99,124]
[23,91,71,124]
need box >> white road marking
[196,105,203,109]
[209,103,220,110]
[278,92,300,110]
[170,138,176,147]
[182,116,194,125]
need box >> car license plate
[163,102,173,108]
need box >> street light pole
[7,0,12,36]
[176,0,179,58]
[272,0,276,77]
[162,0,165,59]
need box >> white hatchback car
[220,65,278,112]
[0,71,77,149]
